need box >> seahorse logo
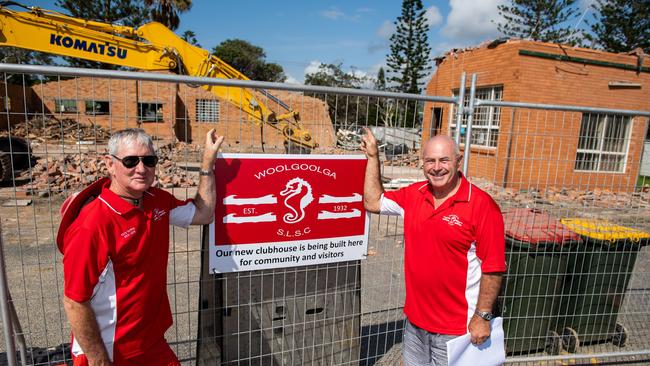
[280,178,314,224]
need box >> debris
[17,141,201,196]
[335,129,362,150]
[0,116,111,143]
[2,199,32,207]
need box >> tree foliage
[375,67,386,91]
[305,63,365,88]
[181,30,201,47]
[0,48,54,84]
[144,0,192,31]
[385,0,432,94]
[304,63,376,129]
[55,0,148,25]
[212,39,285,82]
[584,0,649,53]
[496,0,580,45]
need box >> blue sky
[29,0,592,85]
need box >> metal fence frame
[0,63,648,365]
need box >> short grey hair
[108,129,155,156]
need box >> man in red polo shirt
[59,128,224,366]
[361,128,505,365]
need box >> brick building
[3,74,335,151]
[422,39,650,191]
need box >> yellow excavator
[0,1,317,153]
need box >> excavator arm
[0,2,317,151]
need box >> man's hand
[360,127,383,213]
[468,314,491,346]
[63,296,113,366]
[360,127,379,159]
[203,129,224,163]
[191,129,225,225]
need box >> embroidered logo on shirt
[442,214,463,227]
[120,227,136,239]
[153,208,167,222]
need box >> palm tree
[144,0,192,30]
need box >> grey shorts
[402,318,458,366]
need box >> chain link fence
[0,64,648,365]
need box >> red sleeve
[62,224,110,302]
[383,186,409,209]
[475,196,506,273]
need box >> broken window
[196,99,220,123]
[450,86,502,148]
[55,99,78,113]
[138,102,164,122]
[575,113,630,173]
[85,100,110,115]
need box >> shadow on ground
[359,319,404,366]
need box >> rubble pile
[19,143,200,196]
[384,152,420,168]
[471,177,650,218]
[2,116,112,142]
[157,141,204,162]
[22,155,109,196]
[335,129,362,150]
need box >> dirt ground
[0,164,649,365]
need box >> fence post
[462,73,477,176]
[454,73,466,145]
[0,225,17,366]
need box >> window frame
[137,102,164,123]
[85,100,110,115]
[195,99,220,123]
[449,85,503,149]
[574,113,631,173]
[54,99,78,113]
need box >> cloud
[304,60,324,76]
[442,0,507,41]
[368,40,389,54]
[320,7,345,20]
[320,7,363,22]
[367,62,387,78]
[284,74,300,85]
[350,68,368,79]
[377,20,394,39]
[424,6,443,27]
[356,7,374,13]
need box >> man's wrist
[199,169,213,176]
[474,309,494,321]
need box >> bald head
[422,135,461,160]
[421,134,463,196]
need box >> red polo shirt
[381,174,505,335]
[62,181,195,360]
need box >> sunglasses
[111,154,159,168]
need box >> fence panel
[0,65,648,365]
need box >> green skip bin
[555,219,650,353]
[499,208,582,355]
